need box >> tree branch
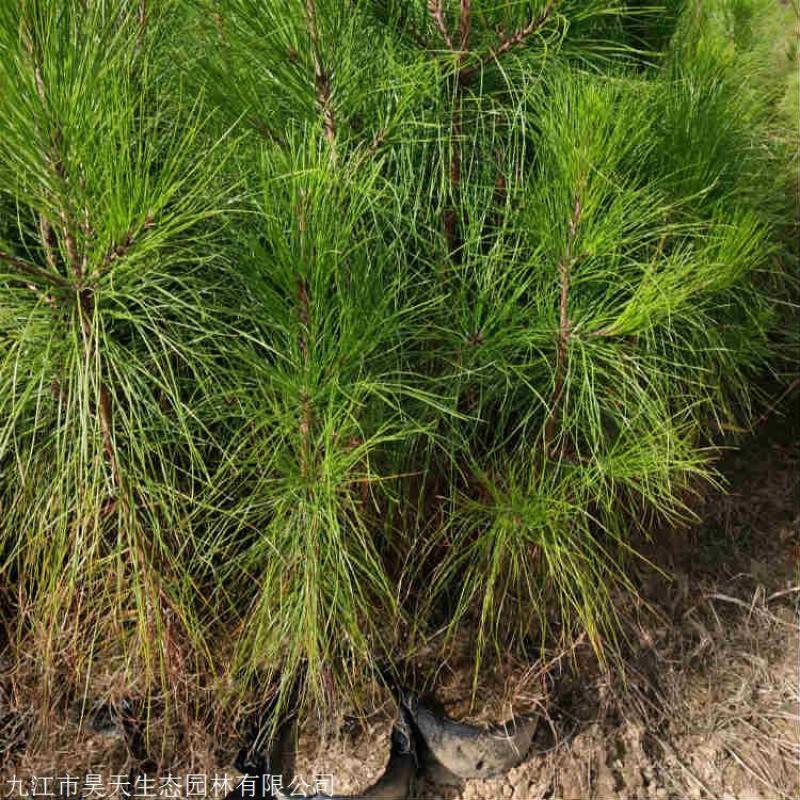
[137,0,147,49]
[544,195,581,456]
[462,0,557,80]
[304,0,336,148]
[444,95,463,258]
[99,215,155,274]
[297,279,315,479]
[458,0,472,53]
[249,116,287,146]
[434,1,473,260]
[26,29,83,280]
[38,216,58,272]
[0,249,69,288]
[74,284,124,498]
[428,0,454,50]
[365,1,430,49]
[21,10,123,499]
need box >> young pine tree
[0,2,239,723]
[195,0,795,718]
[0,0,795,739]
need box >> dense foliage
[0,0,796,731]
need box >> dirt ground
[414,401,799,800]
[292,702,394,795]
[1,400,798,799]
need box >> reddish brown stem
[100,215,155,274]
[441,0,474,260]
[461,0,557,80]
[29,35,81,279]
[0,249,68,288]
[304,0,336,148]
[39,215,58,272]
[137,0,147,48]
[544,196,582,456]
[458,0,472,52]
[297,278,311,363]
[444,92,463,258]
[250,117,286,145]
[297,279,314,478]
[299,392,314,478]
[22,12,123,497]
[492,145,507,232]
[77,287,122,493]
[98,383,117,468]
[428,0,454,49]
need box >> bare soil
[292,702,394,795]
[407,630,549,726]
